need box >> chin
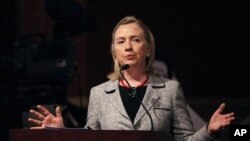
[123,62,136,66]
[122,60,141,67]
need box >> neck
[121,70,148,88]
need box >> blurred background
[1,0,249,141]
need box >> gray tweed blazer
[84,75,216,141]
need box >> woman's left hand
[208,103,235,134]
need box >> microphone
[119,64,154,131]
[120,64,130,70]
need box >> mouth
[125,55,135,60]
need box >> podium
[9,128,173,141]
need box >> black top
[119,85,147,122]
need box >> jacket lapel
[133,75,166,125]
[104,80,130,119]
[103,76,167,127]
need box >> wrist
[206,123,220,138]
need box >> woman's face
[113,23,149,69]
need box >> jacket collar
[104,75,167,125]
[104,75,166,93]
[134,75,166,125]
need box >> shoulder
[149,75,181,88]
[91,80,113,90]
[90,79,118,93]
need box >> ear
[111,45,116,58]
[146,45,151,57]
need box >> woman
[29,16,235,141]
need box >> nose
[125,41,133,51]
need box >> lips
[125,54,135,60]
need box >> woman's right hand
[28,105,64,129]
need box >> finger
[224,121,232,127]
[222,116,235,129]
[215,103,226,114]
[225,112,235,118]
[28,118,43,125]
[30,126,45,129]
[29,109,45,120]
[226,116,235,122]
[55,106,62,117]
[37,105,52,116]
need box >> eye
[119,40,125,44]
[132,38,141,43]
[116,40,125,45]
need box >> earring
[146,53,150,58]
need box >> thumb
[55,106,62,117]
[215,103,226,114]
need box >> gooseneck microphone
[119,64,154,131]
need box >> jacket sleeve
[171,81,217,141]
[84,87,101,130]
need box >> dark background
[86,0,249,123]
[1,0,249,141]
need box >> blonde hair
[107,16,155,80]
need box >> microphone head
[120,64,130,70]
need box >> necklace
[120,75,149,89]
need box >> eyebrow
[115,35,143,40]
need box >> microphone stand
[119,66,154,131]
